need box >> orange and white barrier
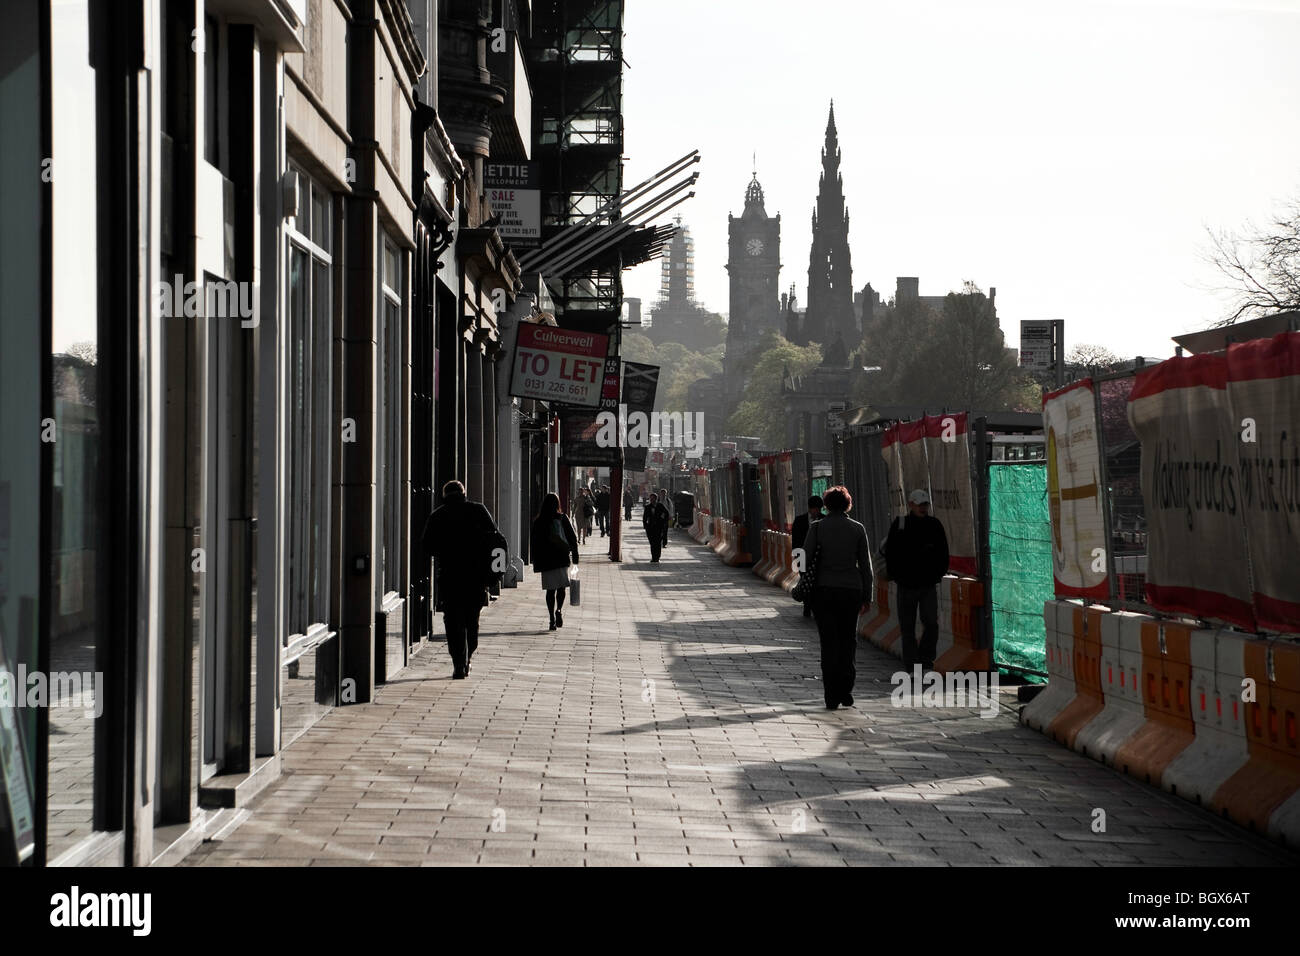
[1022,603,1300,846]
[934,578,991,672]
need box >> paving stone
[184,529,1300,868]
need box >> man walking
[790,494,824,618]
[623,486,635,521]
[643,493,671,563]
[596,485,611,537]
[421,480,503,679]
[882,489,950,672]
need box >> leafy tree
[926,282,1024,410]
[855,296,942,408]
[855,282,1025,412]
[726,332,822,448]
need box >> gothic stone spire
[803,101,856,352]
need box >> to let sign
[509,323,610,408]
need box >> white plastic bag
[569,566,581,606]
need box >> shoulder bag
[791,525,822,603]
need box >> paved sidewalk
[183,523,1299,867]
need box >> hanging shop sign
[509,323,609,409]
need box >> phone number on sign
[523,378,590,396]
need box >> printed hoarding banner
[509,324,609,408]
[1225,332,1300,631]
[1128,353,1255,628]
[882,415,976,577]
[620,362,660,471]
[1043,379,1110,599]
[921,414,977,577]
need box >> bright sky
[620,0,1300,360]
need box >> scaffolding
[527,0,626,321]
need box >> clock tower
[724,169,781,411]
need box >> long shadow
[612,530,1300,866]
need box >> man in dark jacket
[421,480,502,679]
[623,487,635,521]
[790,495,824,618]
[643,493,671,563]
[882,489,950,672]
[595,485,611,537]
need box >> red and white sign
[882,414,976,576]
[509,324,609,408]
[1128,332,1300,632]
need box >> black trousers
[897,584,940,670]
[648,532,663,561]
[597,509,608,534]
[813,586,862,705]
[624,504,632,520]
[443,598,482,672]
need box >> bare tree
[63,341,98,365]
[1066,343,1121,372]
[1205,197,1300,326]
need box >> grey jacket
[804,511,872,594]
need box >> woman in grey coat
[802,485,873,709]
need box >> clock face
[746,238,764,257]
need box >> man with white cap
[882,488,950,672]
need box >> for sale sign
[509,324,610,408]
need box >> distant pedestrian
[791,494,824,618]
[882,489,950,673]
[421,480,504,679]
[803,485,872,710]
[643,493,671,563]
[623,486,635,521]
[530,492,579,631]
[659,489,673,528]
[578,489,595,542]
[596,485,611,537]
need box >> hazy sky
[620,0,1300,360]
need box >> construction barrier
[1021,601,1300,845]
[934,578,991,672]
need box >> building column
[466,336,483,499]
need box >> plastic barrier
[1211,638,1300,839]
[934,578,991,672]
[766,532,789,586]
[858,578,894,644]
[777,535,799,591]
[1022,602,1082,735]
[725,523,753,567]
[1073,611,1159,768]
[1161,627,1252,806]
[752,529,773,580]
[1021,604,1300,846]
[1111,620,1198,782]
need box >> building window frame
[284,163,333,643]
[378,234,405,603]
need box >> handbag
[791,529,821,603]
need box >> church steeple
[801,101,856,351]
[744,153,766,214]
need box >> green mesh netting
[989,463,1051,682]
[811,477,829,499]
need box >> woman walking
[802,485,873,710]
[531,492,579,630]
